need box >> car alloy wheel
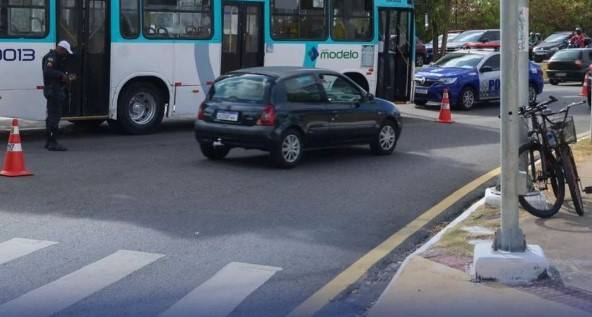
[529,85,537,105]
[379,125,396,151]
[460,88,475,110]
[282,134,301,164]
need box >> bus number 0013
[0,49,35,62]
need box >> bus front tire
[116,82,165,134]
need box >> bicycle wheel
[519,143,565,218]
[560,147,584,216]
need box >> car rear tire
[549,79,560,86]
[370,121,398,155]
[200,142,230,160]
[455,87,476,111]
[528,84,538,105]
[271,129,303,169]
[116,82,165,134]
[414,100,428,107]
[416,55,425,67]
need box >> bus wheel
[117,82,165,134]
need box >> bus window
[271,0,326,40]
[143,0,212,39]
[120,0,139,39]
[330,0,373,42]
[0,0,47,38]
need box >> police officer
[42,41,74,151]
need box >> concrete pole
[494,0,526,252]
[518,0,530,173]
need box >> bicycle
[518,96,587,217]
[518,96,565,218]
[548,100,586,216]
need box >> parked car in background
[464,41,500,50]
[416,37,427,67]
[195,67,402,168]
[425,31,462,63]
[546,48,592,85]
[532,32,573,62]
[444,29,500,53]
[414,50,544,110]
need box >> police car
[414,50,545,110]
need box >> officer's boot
[46,128,67,152]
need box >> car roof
[229,67,339,80]
[453,49,498,56]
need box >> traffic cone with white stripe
[437,89,454,124]
[580,72,590,97]
[1,119,33,177]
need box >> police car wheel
[117,82,165,134]
[528,85,537,105]
[456,87,476,111]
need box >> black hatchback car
[195,67,402,168]
[547,48,592,85]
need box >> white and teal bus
[0,0,415,133]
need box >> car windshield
[211,74,270,103]
[452,31,484,42]
[550,50,583,61]
[544,33,570,43]
[434,53,484,69]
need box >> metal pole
[494,0,526,252]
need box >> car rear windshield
[544,33,570,43]
[453,30,484,42]
[434,53,483,68]
[211,74,271,103]
[550,50,583,61]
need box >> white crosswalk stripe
[0,249,164,317]
[158,262,282,317]
[0,238,57,265]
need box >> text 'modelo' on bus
[0,0,415,134]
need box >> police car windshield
[452,31,483,42]
[434,53,483,69]
[211,74,270,103]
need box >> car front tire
[200,143,230,160]
[271,129,303,168]
[455,87,477,111]
[370,121,398,155]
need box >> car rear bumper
[195,120,278,150]
[547,70,587,82]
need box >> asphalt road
[0,84,589,317]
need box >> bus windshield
[434,53,484,69]
[211,74,271,103]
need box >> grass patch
[573,138,592,163]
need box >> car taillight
[197,102,206,120]
[257,105,276,126]
[575,60,583,69]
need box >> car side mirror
[480,66,494,73]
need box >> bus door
[57,0,110,117]
[377,8,412,101]
[221,1,264,74]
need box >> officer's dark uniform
[42,50,67,150]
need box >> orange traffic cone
[580,73,590,97]
[1,119,33,177]
[437,89,454,124]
